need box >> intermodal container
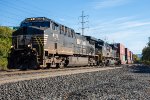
[117,43,126,64]
[117,43,125,55]
[125,48,131,64]
[120,54,126,64]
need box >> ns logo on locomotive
[7,17,121,70]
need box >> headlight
[11,46,14,48]
[28,44,31,48]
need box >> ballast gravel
[0,65,150,100]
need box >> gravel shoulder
[65,65,150,100]
[1,64,150,100]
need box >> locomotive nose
[12,26,45,49]
[24,26,44,35]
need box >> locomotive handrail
[37,36,44,46]
[34,36,42,56]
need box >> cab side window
[52,22,59,31]
[68,29,71,37]
[65,27,68,35]
[60,25,65,34]
[71,30,74,38]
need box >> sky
[0,0,150,54]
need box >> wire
[0,0,78,28]
[16,0,76,20]
[0,0,38,17]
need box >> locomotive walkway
[0,66,122,85]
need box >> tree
[133,54,139,61]
[148,41,150,47]
[142,46,150,61]
[133,54,141,63]
[0,26,13,69]
[142,39,150,65]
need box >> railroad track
[0,65,122,77]
[0,66,122,85]
[0,66,99,77]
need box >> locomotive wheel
[51,61,56,68]
[64,59,69,67]
[56,63,60,68]
[46,63,51,69]
[90,63,93,66]
[60,63,64,69]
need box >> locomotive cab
[8,17,51,69]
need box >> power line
[0,0,43,26]
[0,14,22,21]
[14,0,77,25]
[0,0,77,27]
[0,1,38,17]
[0,16,21,26]
[7,0,58,19]
[0,20,17,26]
[10,0,49,17]
[0,1,23,20]
[0,8,25,19]
[18,0,53,16]
[18,0,76,20]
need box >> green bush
[0,58,8,70]
[0,26,13,70]
[143,60,150,65]
[134,60,142,64]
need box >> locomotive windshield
[21,21,50,28]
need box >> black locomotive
[8,17,118,69]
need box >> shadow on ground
[130,64,150,73]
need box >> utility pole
[80,11,88,36]
[79,11,89,55]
